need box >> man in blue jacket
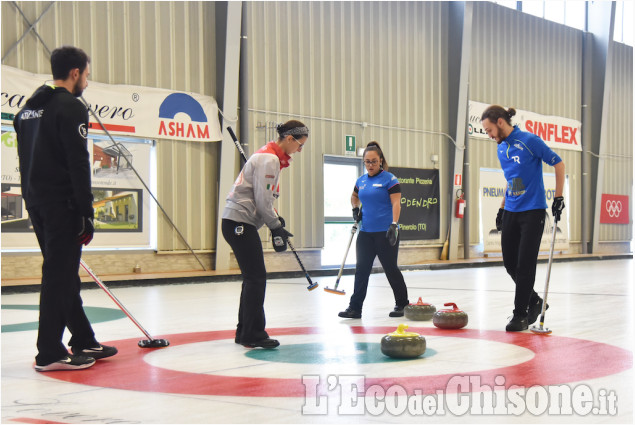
[14,46,117,371]
[481,105,565,332]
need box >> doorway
[322,156,363,266]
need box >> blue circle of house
[244,342,436,364]
[1,305,126,333]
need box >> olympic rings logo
[605,200,623,217]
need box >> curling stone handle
[444,302,459,310]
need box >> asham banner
[1,65,222,142]
[468,100,582,152]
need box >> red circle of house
[48,326,632,397]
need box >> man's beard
[73,80,84,97]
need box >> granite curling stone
[380,324,426,359]
[404,297,436,321]
[432,302,468,329]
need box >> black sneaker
[242,338,280,349]
[71,344,118,360]
[35,355,95,372]
[389,305,405,317]
[338,308,362,319]
[527,299,549,325]
[506,316,529,332]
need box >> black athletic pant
[349,230,409,312]
[221,219,269,343]
[29,201,98,365]
[501,209,546,318]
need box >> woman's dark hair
[363,141,388,171]
[481,105,516,126]
[277,120,309,139]
[50,45,90,80]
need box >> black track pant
[29,201,98,365]
[501,209,546,318]
[349,230,409,312]
[222,219,269,343]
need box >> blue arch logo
[158,93,208,122]
[157,93,211,139]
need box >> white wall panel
[244,1,450,248]
[601,41,633,241]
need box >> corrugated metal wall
[244,1,450,248]
[2,1,631,258]
[468,2,584,244]
[1,1,219,251]
[602,41,633,241]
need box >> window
[614,1,634,45]
[522,1,544,19]
[564,1,586,31]
[492,1,586,31]
[492,1,519,10]
[322,156,363,266]
[544,0,565,24]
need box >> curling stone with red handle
[404,297,436,321]
[380,324,426,359]
[432,303,468,329]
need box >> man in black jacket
[13,46,117,371]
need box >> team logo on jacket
[20,109,43,120]
[79,123,87,139]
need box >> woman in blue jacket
[339,142,410,318]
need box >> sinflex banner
[468,101,582,152]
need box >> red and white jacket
[222,141,291,230]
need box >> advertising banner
[390,167,440,240]
[479,168,569,253]
[600,194,630,224]
[1,65,222,142]
[468,100,582,152]
[1,128,153,250]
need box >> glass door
[322,156,363,266]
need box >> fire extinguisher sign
[455,174,462,186]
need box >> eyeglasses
[364,159,380,166]
[292,137,306,150]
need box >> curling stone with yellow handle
[380,324,426,359]
[404,297,436,321]
[432,302,468,329]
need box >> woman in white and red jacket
[222,120,309,348]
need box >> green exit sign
[345,135,355,156]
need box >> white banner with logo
[479,168,569,253]
[468,100,582,152]
[1,65,222,142]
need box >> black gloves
[77,216,94,246]
[496,208,504,232]
[352,207,362,223]
[552,196,565,222]
[271,222,293,252]
[386,223,399,246]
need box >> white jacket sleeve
[252,154,282,230]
